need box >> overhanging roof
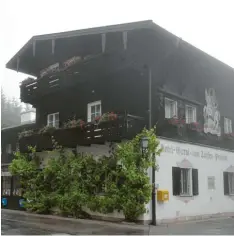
[6,19,234,78]
[6,20,154,76]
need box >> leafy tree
[9,128,162,221]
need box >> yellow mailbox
[157,190,169,201]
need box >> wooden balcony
[19,114,146,153]
[20,53,131,105]
[158,118,234,150]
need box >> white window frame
[185,105,197,124]
[224,117,232,134]
[228,172,234,195]
[165,98,177,119]
[6,144,12,154]
[87,100,102,122]
[47,112,59,128]
[180,168,192,196]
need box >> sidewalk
[2,209,149,234]
[2,209,234,235]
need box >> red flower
[79,120,85,130]
[181,119,186,124]
[108,112,117,120]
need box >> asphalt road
[1,210,234,235]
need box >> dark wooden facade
[3,20,234,160]
[2,20,234,211]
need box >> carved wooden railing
[18,113,146,152]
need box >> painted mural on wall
[203,88,221,136]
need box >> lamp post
[151,152,156,226]
[140,136,156,226]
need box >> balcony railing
[158,118,234,150]
[18,113,146,153]
[20,53,124,104]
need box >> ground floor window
[2,176,11,196]
[172,167,199,196]
[224,172,234,195]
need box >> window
[87,100,102,122]
[208,176,215,190]
[172,167,199,196]
[185,105,197,124]
[224,118,232,134]
[6,144,12,154]
[165,98,177,119]
[47,113,59,128]
[224,172,234,195]
[2,176,11,196]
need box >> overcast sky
[1,0,233,100]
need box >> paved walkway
[2,209,234,235]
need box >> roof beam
[52,39,55,54]
[17,57,20,72]
[122,31,128,50]
[33,41,36,57]
[101,34,106,53]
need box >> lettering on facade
[203,88,221,136]
[161,144,228,161]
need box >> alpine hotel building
[1,20,234,224]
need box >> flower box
[19,134,53,153]
[53,128,85,148]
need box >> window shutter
[192,169,199,196]
[172,167,181,196]
[223,172,229,195]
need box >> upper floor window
[224,171,234,195]
[165,98,177,119]
[224,117,232,134]
[87,100,102,122]
[185,105,197,124]
[47,112,59,128]
[6,144,12,154]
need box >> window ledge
[179,194,193,198]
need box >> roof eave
[5,20,154,74]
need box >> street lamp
[141,136,149,152]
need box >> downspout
[148,66,156,226]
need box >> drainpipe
[148,67,157,226]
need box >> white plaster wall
[155,138,234,221]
